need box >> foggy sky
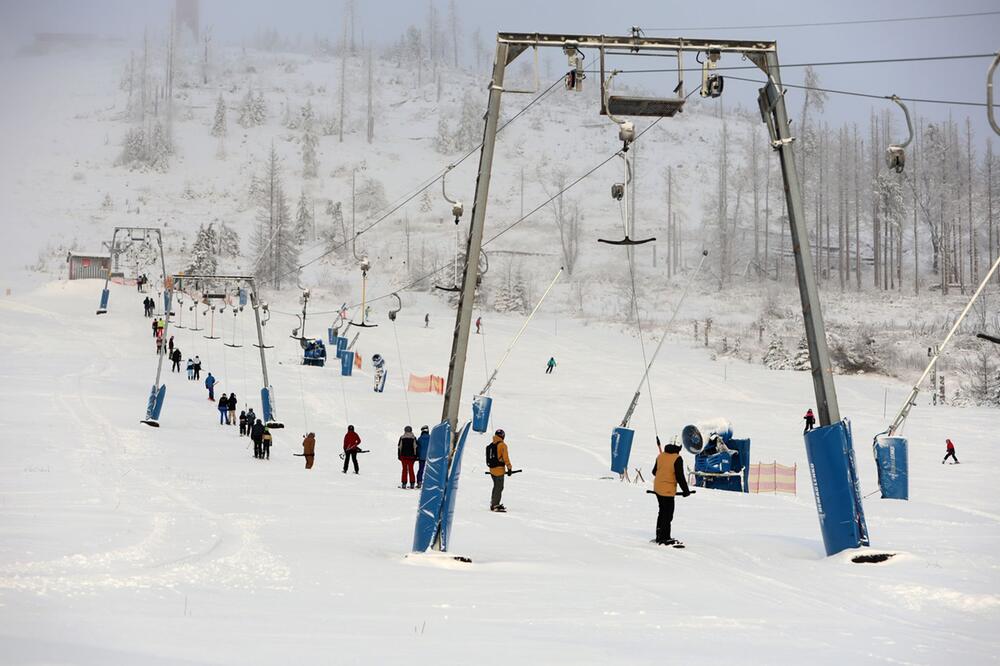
[1,0,998,139]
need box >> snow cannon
[472,394,493,433]
[302,339,326,367]
[684,421,751,493]
[804,420,869,556]
[682,424,704,454]
[698,418,733,443]
[873,436,909,500]
[96,288,110,315]
[610,427,635,474]
[340,350,355,376]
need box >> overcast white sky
[1,0,998,143]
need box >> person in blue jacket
[415,425,430,489]
[205,372,216,401]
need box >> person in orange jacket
[651,440,691,545]
[302,432,316,469]
[487,429,513,512]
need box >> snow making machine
[682,419,750,493]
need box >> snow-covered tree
[218,221,240,258]
[211,94,227,137]
[762,335,790,370]
[188,224,219,275]
[792,337,811,371]
[238,87,267,128]
[117,121,172,171]
[295,190,314,243]
[962,345,1000,406]
[302,110,319,178]
[356,175,387,213]
[251,146,298,289]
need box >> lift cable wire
[643,10,1000,32]
[722,74,988,107]
[273,76,565,284]
[611,52,996,75]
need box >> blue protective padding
[163,290,172,315]
[261,386,274,423]
[335,336,348,359]
[327,328,336,344]
[412,421,452,552]
[874,436,909,500]
[804,420,870,556]
[238,289,247,307]
[145,384,167,421]
[98,288,110,312]
[438,421,473,551]
[610,427,635,474]
[472,395,493,433]
[340,350,354,376]
[704,452,733,473]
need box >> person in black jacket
[227,393,238,426]
[238,410,248,436]
[250,419,265,458]
[398,426,418,489]
[803,408,816,433]
[245,409,256,437]
[170,348,182,372]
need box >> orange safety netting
[354,352,362,369]
[407,374,444,394]
[748,462,797,494]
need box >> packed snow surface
[1,280,997,665]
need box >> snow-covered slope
[1,279,997,665]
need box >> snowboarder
[227,393,238,425]
[261,428,272,460]
[545,357,557,374]
[415,425,430,488]
[475,316,482,334]
[803,408,816,433]
[943,439,960,464]
[205,372,216,401]
[487,429,513,511]
[302,432,316,469]
[170,348,182,373]
[398,426,418,488]
[218,393,229,424]
[424,313,429,328]
[238,410,248,436]
[343,425,361,474]
[651,439,691,546]
[186,358,194,380]
[250,419,265,458]
[193,356,202,380]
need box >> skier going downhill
[651,439,691,546]
[545,357,557,374]
[943,438,960,464]
[398,426,418,489]
[803,408,816,433]
[487,429,513,512]
[343,425,362,474]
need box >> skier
[151,318,158,338]
[205,372,216,401]
[245,408,256,437]
[943,439,960,464]
[238,410,248,436]
[227,393,238,425]
[475,316,482,334]
[156,317,165,336]
[803,408,816,433]
[168,335,174,354]
[250,419,265,458]
[193,356,202,380]
[415,425,430,488]
[186,358,194,380]
[170,348,182,373]
[545,357,557,374]
[218,393,229,424]
[398,426,418,489]
[301,432,316,469]
[155,336,164,355]
[343,425,361,474]
[424,313,429,328]
[651,438,691,546]
[487,429,513,511]
[261,428,272,460]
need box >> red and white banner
[748,462,797,494]
[407,374,444,394]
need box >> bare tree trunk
[967,119,976,283]
[871,113,881,289]
[855,126,861,291]
[366,47,374,144]
[989,140,996,285]
[338,22,347,143]
[751,126,760,278]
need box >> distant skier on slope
[424,313,430,328]
[651,439,691,546]
[205,372,216,401]
[415,425,430,489]
[343,425,362,474]
[398,426,418,489]
[803,408,816,433]
[545,357,557,374]
[943,439,960,464]
[476,316,482,334]
[487,429,513,512]
[186,358,194,380]
[301,432,316,469]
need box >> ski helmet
[495,429,505,439]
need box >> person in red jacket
[398,426,418,489]
[942,439,960,464]
[803,408,816,433]
[343,425,362,474]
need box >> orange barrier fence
[748,462,797,494]
[407,374,444,394]
[354,353,362,369]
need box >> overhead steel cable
[610,52,996,74]
[723,74,988,107]
[643,10,1000,31]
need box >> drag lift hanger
[225,294,244,349]
[698,49,724,98]
[989,51,1000,137]
[388,292,402,322]
[885,96,913,173]
[350,256,378,328]
[436,170,465,292]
